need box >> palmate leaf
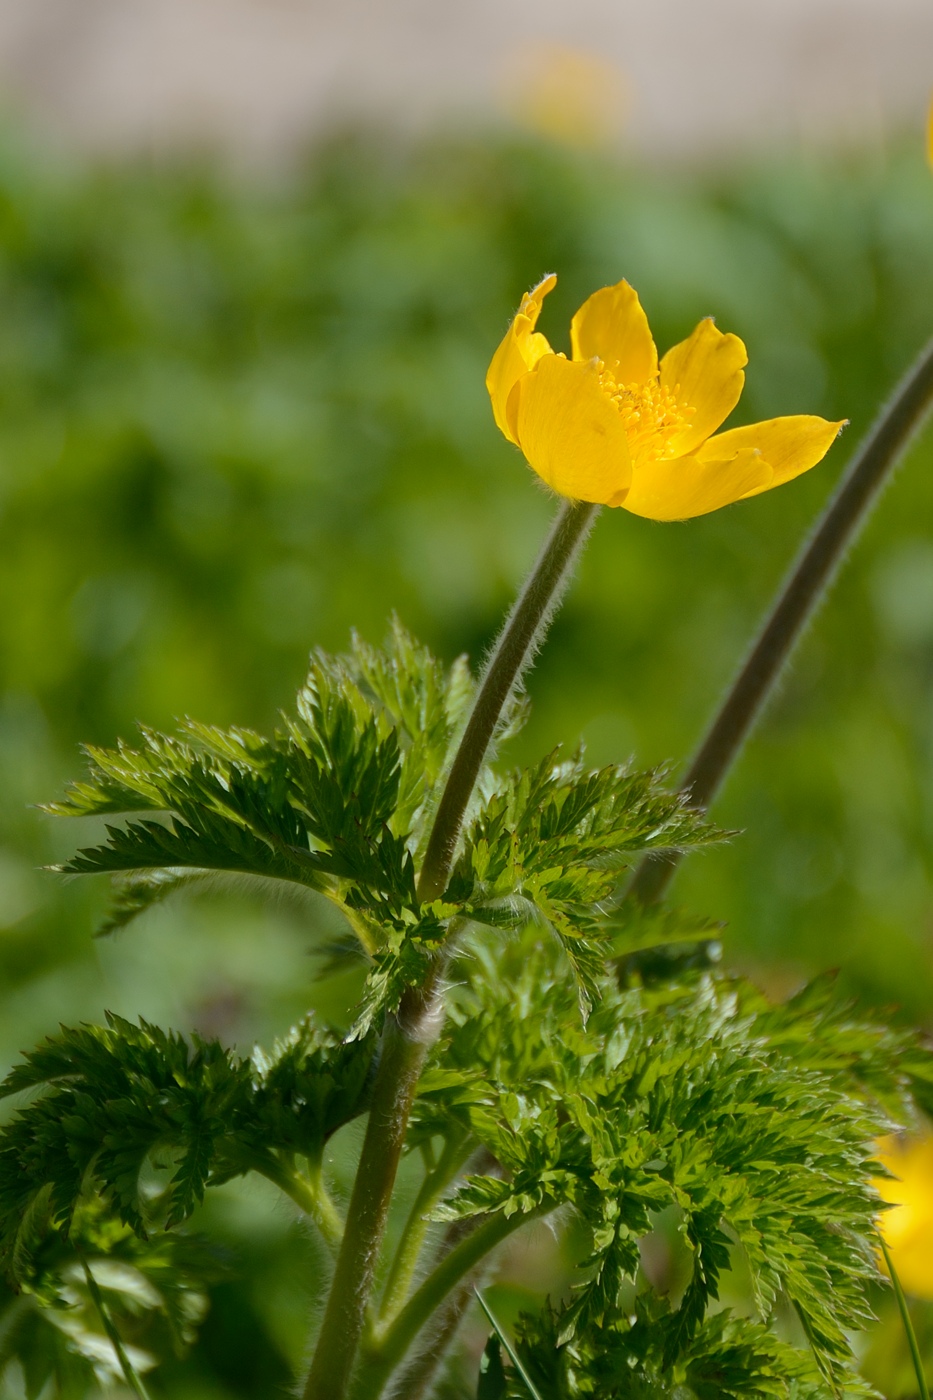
[0,1014,376,1279]
[47,623,477,958]
[47,622,719,1032]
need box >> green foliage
[448,753,722,1014]
[47,623,472,954]
[422,933,933,1394]
[0,1012,375,1269]
[0,1200,221,1398]
[4,620,933,1397]
[0,125,931,1397]
[47,627,719,1036]
[510,1301,855,1400]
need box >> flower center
[597,366,693,468]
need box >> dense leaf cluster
[0,1013,375,1276]
[2,626,929,1397]
[48,624,717,1029]
[420,935,932,1395]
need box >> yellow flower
[486,275,844,521]
[876,1133,933,1299]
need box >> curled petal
[570,279,658,384]
[660,318,748,456]
[622,448,772,521]
[514,354,632,504]
[486,274,557,444]
[700,415,846,498]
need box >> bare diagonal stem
[628,335,933,907]
[303,497,599,1400]
[79,1252,153,1400]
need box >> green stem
[627,333,933,907]
[385,1274,479,1400]
[302,981,442,1400]
[417,499,600,904]
[259,1158,343,1252]
[303,498,599,1399]
[79,1253,153,1400]
[378,1128,472,1321]
[880,1235,931,1400]
[357,1205,553,1397]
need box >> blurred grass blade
[80,1255,154,1400]
[880,1235,930,1400]
[474,1288,543,1400]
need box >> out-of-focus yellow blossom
[502,43,628,149]
[876,1133,933,1299]
[486,275,844,521]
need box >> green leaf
[47,624,475,957]
[0,1013,376,1274]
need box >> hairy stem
[628,334,933,907]
[304,497,599,1399]
[418,499,600,904]
[386,1274,479,1400]
[356,1205,553,1397]
[260,1159,343,1252]
[378,1128,472,1322]
[302,979,442,1400]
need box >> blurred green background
[1,121,933,1394]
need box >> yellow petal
[876,1133,933,1300]
[699,415,845,499]
[622,448,772,522]
[660,318,748,455]
[513,354,632,504]
[570,279,658,383]
[487,274,557,445]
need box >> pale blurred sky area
[0,0,930,161]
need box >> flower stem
[628,334,933,907]
[302,985,440,1400]
[303,497,599,1400]
[418,498,600,904]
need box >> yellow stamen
[597,365,694,468]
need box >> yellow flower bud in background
[487,275,844,521]
[876,1133,933,1299]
